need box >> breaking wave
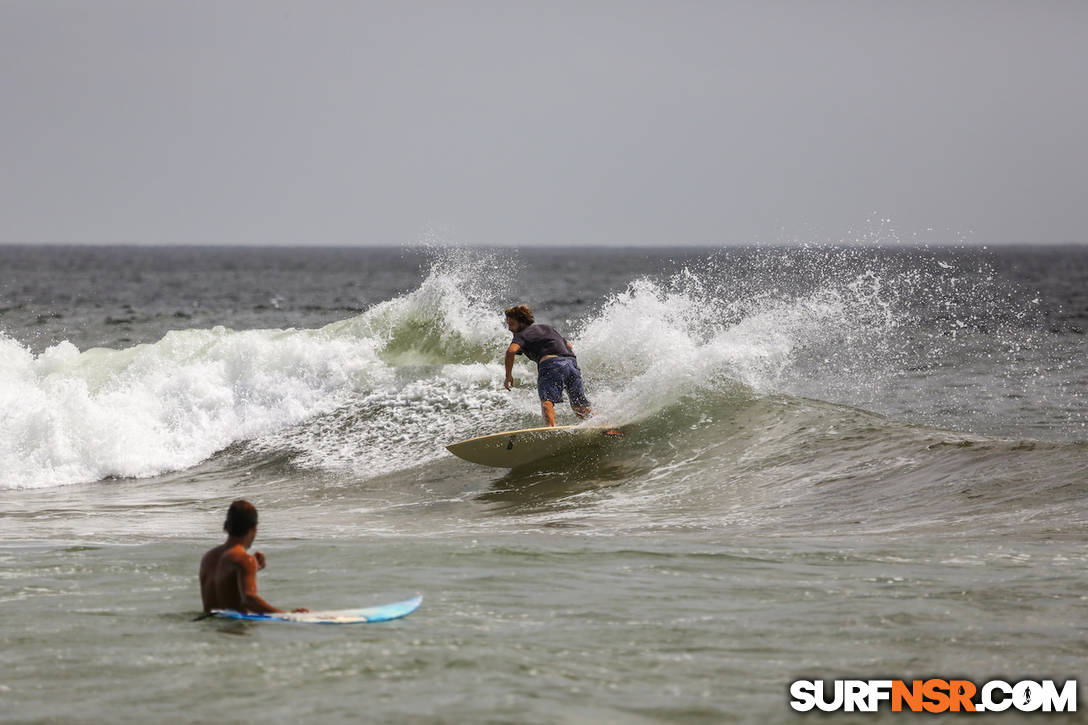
[0,246,1079,490]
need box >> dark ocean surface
[0,245,1085,723]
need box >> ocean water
[0,244,1085,723]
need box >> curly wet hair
[504,305,534,325]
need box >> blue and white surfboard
[212,594,422,624]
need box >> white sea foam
[573,266,899,422]
[0,328,388,489]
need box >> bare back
[199,543,260,613]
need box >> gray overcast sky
[1,1,1086,246]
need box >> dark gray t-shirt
[511,324,575,363]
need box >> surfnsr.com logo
[789,679,1077,713]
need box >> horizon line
[1,240,1086,250]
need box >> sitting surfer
[503,304,592,427]
[199,500,308,614]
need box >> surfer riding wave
[503,305,592,427]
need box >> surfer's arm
[237,555,281,614]
[504,343,520,390]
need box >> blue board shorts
[537,356,590,407]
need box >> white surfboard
[446,425,617,468]
[212,595,422,624]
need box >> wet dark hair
[504,305,534,325]
[224,499,258,537]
